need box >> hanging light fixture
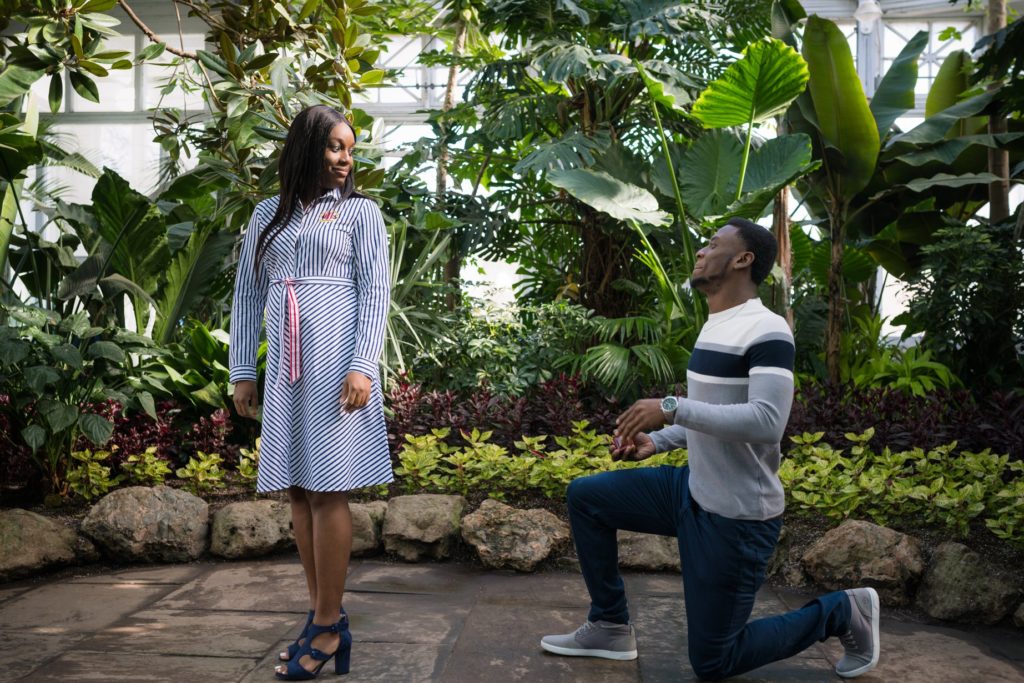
[854,0,883,33]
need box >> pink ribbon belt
[270,276,356,385]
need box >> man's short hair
[727,218,778,285]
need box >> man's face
[690,224,747,292]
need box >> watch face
[661,396,678,412]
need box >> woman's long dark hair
[253,105,360,273]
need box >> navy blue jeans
[567,465,851,681]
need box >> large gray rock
[0,509,97,581]
[765,526,809,587]
[210,500,293,559]
[81,486,209,562]
[915,542,1021,625]
[801,520,924,606]
[461,499,569,572]
[351,501,388,556]
[383,494,466,562]
[618,531,680,571]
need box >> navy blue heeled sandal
[275,620,351,680]
[281,607,348,662]
[280,610,315,662]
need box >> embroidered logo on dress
[321,210,338,221]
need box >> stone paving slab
[23,652,258,682]
[77,608,300,657]
[153,560,308,612]
[68,565,206,585]
[1,557,1022,682]
[343,591,473,645]
[0,581,170,633]
[443,603,637,683]
[345,561,482,595]
[0,632,90,683]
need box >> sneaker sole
[540,640,638,661]
[837,587,880,679]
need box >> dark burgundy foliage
[385,373,620,456]
[0,394,35,491]
[787,384,1024,461]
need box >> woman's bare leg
[289,486,318,608]
[279,486,317,661]
[278,490,351,674]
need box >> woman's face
[321,122,356,190]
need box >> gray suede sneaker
[540,620,638,661]
[836,587,880,678]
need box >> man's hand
[611,431,656,461]
[340,371,372,412]
[614,398,668,445]
[233,380,260,419]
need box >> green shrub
[67,449,124,501]
[238,438,260,484]
[121,447,172,486]
[396,423,1023,547]
[175,451,227,494]
[395,421,687,500]
[780,430,1024,545]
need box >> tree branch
[118,0,197,60]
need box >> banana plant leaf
[870,31,928,139]
[802,16,880,200]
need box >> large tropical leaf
[884,172,1001,195]
[89,169,170,292]
[702,133,819,223]
[870,31,928,139]
[890,133,1024,167]
[514,129,613,173]
[548,168,671,226]
[802,16,880,200]
[925,50,972,119]
[676,130,743,218]
[152,224,235,345]
[889,92,995,150]
[742,134,814,193]
[692,37,808,128]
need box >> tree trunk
[772,185,794,330]
[439,19,468,311]
[987,0,1010,223]
[825,218,845,385]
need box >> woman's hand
[340,371,372,412]
[233,380,260,419]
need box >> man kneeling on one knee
[540,218,880,681]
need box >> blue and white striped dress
[229,188,394,493]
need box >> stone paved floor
[0,557,1021,682]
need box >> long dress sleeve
[229,206,270,383]
[347,199,391,382]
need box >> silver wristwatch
[660,395,678,422]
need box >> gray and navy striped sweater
[648,298,795,521]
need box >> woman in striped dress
[229,105,393,680]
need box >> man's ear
[733,251,755,271]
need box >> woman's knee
[306,490,348,509]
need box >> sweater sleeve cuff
[230,365,258,383]
[348,357,379,382]
[647,430,667,454]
